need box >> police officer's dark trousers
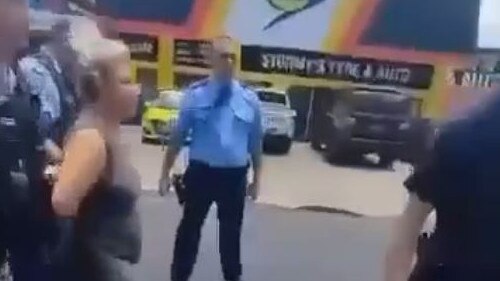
[171,160,247,281]
[0,178,50,281]
[0,89,51,281]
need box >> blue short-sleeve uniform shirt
[175,78,263,168]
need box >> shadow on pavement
[295,206,363,218]
[134,194,392,281]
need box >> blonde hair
[78,38,130,103]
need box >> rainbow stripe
[114,0,482,118]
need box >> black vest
[0,79,44,218]
[34,53,78,144]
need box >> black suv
[310,87,430,166]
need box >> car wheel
[276,139,293,155]
[141,136,153,144]
[404,119,433,166]
[325,135,346,163]
[310,135,323,151]
[263,139,292,155]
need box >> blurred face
[0,0,29,62]
[101,53,140,121]
[51,26,75,66]
[211,38,236,83]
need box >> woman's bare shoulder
[66,128,107,156]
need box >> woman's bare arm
[385,194,433,281]
[52,129,106,217]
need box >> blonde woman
[51,38,141,281]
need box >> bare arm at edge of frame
[384,194,433,281]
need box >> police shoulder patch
[181,79,210,109]
[239,81,251,89]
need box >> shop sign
[241,45,435,89]
[447,69,495,88]
[119,33,159,62]
[173,39,212,68]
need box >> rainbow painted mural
[67,0,500,119]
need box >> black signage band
[119,33,159,62]
[241,45,435,89]
[173,39,212,68]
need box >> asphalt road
[133,195,392,281]
[122,126,404,280]
[123,126,409,216]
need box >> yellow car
[141,89,183,144]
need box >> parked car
[309,86,431,166]
[255,88,296,154]
[141,89,182,144]
[142,87,297,155]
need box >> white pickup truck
[254,88,296,154]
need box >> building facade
[42,0,500,120]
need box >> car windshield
[153,91,182,109]
[350,90,412,116]
[257,91,287,105]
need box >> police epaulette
[238,82,256,94]
[239,82,250,89]
[187,78,210,90]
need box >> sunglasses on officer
[217,52,236,61]
[211,50,236,64]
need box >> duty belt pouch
[409,233,443,281]
[0,123,31,217]
[173,174,186,205]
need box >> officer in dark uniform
[0,70,47,281]
[385,82,500,280]
[160,36,263,281]
[19,19,79,148]
[0,0,50,280]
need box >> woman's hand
[44,164,60,184]
[44,139,64,163]
[158,175,171,197]
[247,181,259,201]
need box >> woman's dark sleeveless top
[406,97,500,279]
[73,112,142,264]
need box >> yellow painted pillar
[157,35,173,89]
[422,64,448,120]
[130,62,138,84]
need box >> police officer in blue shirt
[160,36,263,281]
